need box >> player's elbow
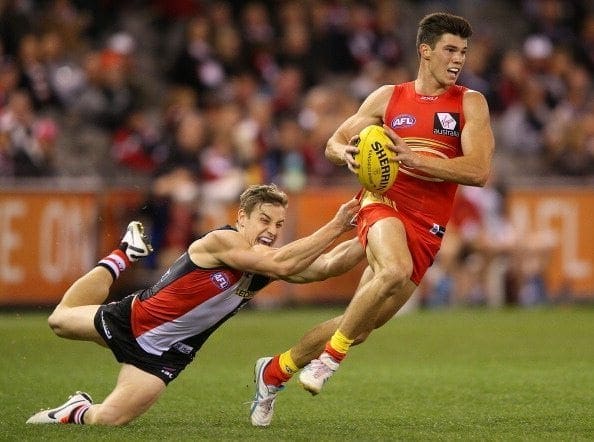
[274,262,298,279]
[475,170,489,187]
[469,167,490,187]
[324,140,344,165]
[472,173,488,187]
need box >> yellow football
[354,125,398,194]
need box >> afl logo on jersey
[390,114,416,129]
[433,112,460,137]
[211,272,230,289]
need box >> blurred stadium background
[0,0,593,309]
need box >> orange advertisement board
[0,190,98,304]
[1,185,592,306]
[508,187,594,299]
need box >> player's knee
[47,307,70,338]
[376,264,411,293]
[47,309,63,335]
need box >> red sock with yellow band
[263,350,298,387]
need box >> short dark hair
[239,183,289,215]
[416,12,473,50]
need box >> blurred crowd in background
[1,0,592,307]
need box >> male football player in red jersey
[251,12,494,426]
[26,184,360,426]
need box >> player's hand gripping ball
[354,125,398,194]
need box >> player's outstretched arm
[192,199,360,279]
[282,238,365,283]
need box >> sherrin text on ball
[355,125,398,194]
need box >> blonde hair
[239,183,289,215]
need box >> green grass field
[1,306,593,441]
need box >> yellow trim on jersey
[360,190,396,209]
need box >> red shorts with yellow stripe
[355,190,444,285]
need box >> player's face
[428,33,467,87]
[240,203,286,247]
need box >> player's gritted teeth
[257,236,274,246]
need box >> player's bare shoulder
[462,89,490,114]
[367,85,395,105]
[372,84,396,97]
[461,89,492,129]
[359,85,395,119]
[189,228,246,268]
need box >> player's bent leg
[298,282,417,396]
[300,219,412,395]
[47,266,113,342]
[290,266,374,366]
[51,221,152,315]
[84,364,166,426]
[55,266,115,310]
[373,280,418,329]
[289,315,342,368]
[351,281,417,347]
[339,217,412,339]
[48,305,106,345]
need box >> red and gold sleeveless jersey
[384,81,467,227]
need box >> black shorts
[94,294,193,385]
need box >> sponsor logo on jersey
[429,223,446,238]
[420,95,438,101]
[234,272,264,299]
[390,114,416,129]
[210,272,231,289]
[236,288,257,299]
[433,112,460,137]
[172,341,193,354]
